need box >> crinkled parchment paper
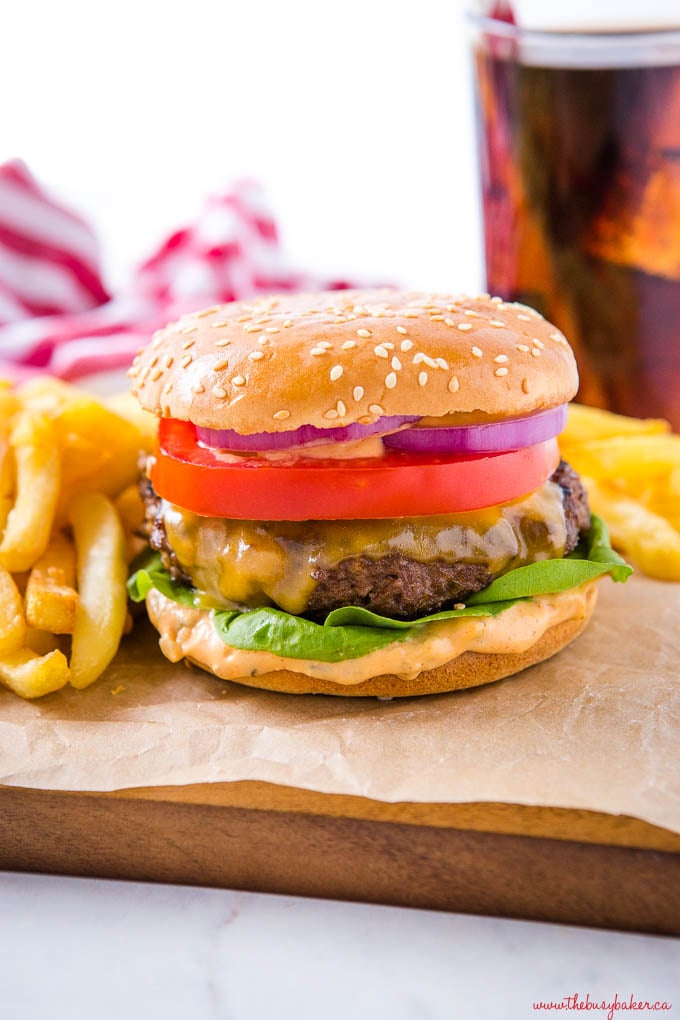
[1,574,679,834]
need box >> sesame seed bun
[129,289,578,434]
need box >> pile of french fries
[0,378,155,699]
[560,404,680,581]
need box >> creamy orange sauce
[147,582,597,686]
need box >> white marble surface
[1,872,678,1019]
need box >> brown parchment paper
[1,573,679,834]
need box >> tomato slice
[151,419,560,520]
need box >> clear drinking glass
[469,15,680,428]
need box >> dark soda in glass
[472,21,680,429]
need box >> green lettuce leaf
[128,513,631,662]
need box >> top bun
[129,289,578,434]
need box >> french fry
[115,484,147,562]
[582,476,680,582]
[0,647,69,699]
[0,410,60,572]
[25,532,78,634]
[561,434,680,484]
[106,392,158,451]
[0,567,26,657]
[54,398,143,520]
[563,403,670,444]
[68,492,128,689]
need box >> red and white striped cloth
[0,160,360,383]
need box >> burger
[127,289,630,697]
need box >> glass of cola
[470,15,680,428]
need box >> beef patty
[140,460,590,619]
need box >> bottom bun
[146,582,598,698]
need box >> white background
[2,2,680,1016]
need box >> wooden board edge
[1,786,679,935]
[102,780,680,854]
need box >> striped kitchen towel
[0,160,358,382]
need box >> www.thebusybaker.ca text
[533,993,672,1020]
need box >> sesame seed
[324,408,339,420]
[369,404,385,416]
[337,400,347,416]
[180,354,193,368]
[396,325,408,335]
[550,331,563,342]
[266,326,280,333]
[404,311,419,318]
[391,356,402,371]
[489,320,505,328]
[232,375,246,386]
[212,386,227,398]
[283,319,293,328]
[383,342,395,350]
[522,378,531,393]
[244,325,259,333]
[182,339,196,350]
[310,348,327,356]
[495,367,509,377]
[444,317,455,328]
[413,352,425,365]
[517,344,530,353]
[454,602,466,611]
[518,314,532,322]
[330,365,343,381]
[374,345,389,359]
[162,381,173,395]
[400,339,414,352]
[464,309,480,318]
[436,358,448,370]
[127,368,137,378]
[317,341,333,349]
[212,321,229,328]
[237,315,252,322]
[334,316,347,324]
[494,354,509,363]
[471,346,483,358]
[341,340,356,350]
[181,325,198,334]
[457,322,473,332]
[491,296,503,303]
[531,348,541,357]
[476,292,490,300]
[257,337,270,345]
[148,354,159,368]
[357,328,372,338]
[418,371,428,387]
[192,383,205,394]
[249,351,265,361]
[448,375,460,393]
[215,338,231,347]
[353,386,364,401]
[214,358,230,371]
[430,314,445,322]
[163,355,174,368]
[423,355,438,369]
[151,368,162,381]
[385,372,397,389]
[273,409,290,420]
[532,338,545,349]
[138,367,149,383]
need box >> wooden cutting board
[2,780,679,934]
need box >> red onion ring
[196,415,420,452]
[383,405,567,454]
